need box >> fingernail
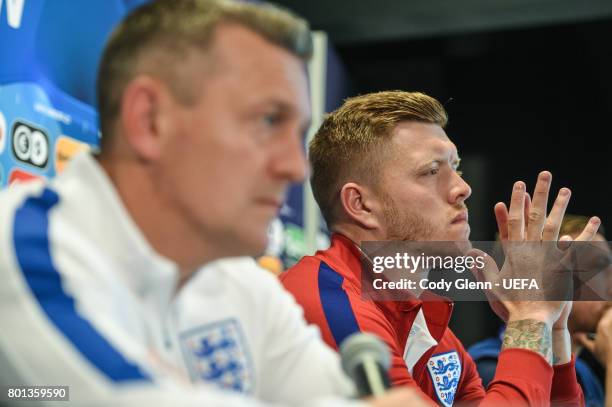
[560,188,570,196]
[591,216,601,225]
[514,181,524,191]
[539,171,551,181]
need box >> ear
[339,182,384,230]
[119,76,169,161]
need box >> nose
[270,130,308,183]
[449,171,472,205]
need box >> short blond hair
[97,0,311,153]
[309,91,448,227]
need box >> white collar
[56,152,180,313]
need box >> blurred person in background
[577,307,612,407]
[0,1,423,405]
[469,215,611,406]
[281,90,602,406]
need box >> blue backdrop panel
[1,1,348,270]
[0,0,148,186]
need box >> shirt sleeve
[257,268,366,406]
[345,299,557,407]
[458,336,584,407]
[458,348,554,407]
[322,293,438,405]
[0,227,364,407]
[550,356,585,407]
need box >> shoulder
[0,181,53,271]
[0,180,48,228]
[0,179,46,204]
[280,255,322,284]
[204,256,283,291]
[182,257,291,310]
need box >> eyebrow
[416,157,461,171]
[263,98,312,130]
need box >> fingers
[507,181,526,241]
[468,249,508,320]
[598,306,612,331]
[495,192,529,242]
[526,171,552,241]
[574,332,596,354]
[495,202,509,241]
[467,249,499,283]
[573,216,601,242]
[542,187,572,241]
[524,192,531,231]
[558,235,573,251]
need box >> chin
[456,240,473,255]
[221,230,268,259]
[438,230,472,254]
[246,233,269,258]
[438,230,470,242]
[452,225,471,242]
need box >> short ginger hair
[309,91,448,227]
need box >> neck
[98,154,214,283]
[332,223,429,298]
[331,222,384,244]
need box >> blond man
[282,91,601,406]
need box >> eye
[428,168,439,175]
[262,112,283,127]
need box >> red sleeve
[454,339,486,402]
[346,295,438,406]
[281,259,435,405]
[459,348,553,406]
[339,298,560,407]
[550,356,585,407]
[282,260,561,406]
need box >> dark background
[277,0,612,345]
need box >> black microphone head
[339,332,391,377]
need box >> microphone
[340,332,391,398]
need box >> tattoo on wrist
[502,319,552,364]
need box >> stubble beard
[381,194,472,257]
[381,195,435,242]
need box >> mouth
[256,197,284,210]
[451,211,469,224]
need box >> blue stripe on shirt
[13,187,149,382]
[317,261,361,348]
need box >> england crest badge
[180,318,254,394]
[427,350,461,407]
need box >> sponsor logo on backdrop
[8,168,41,185]
[11,120,49,168]
[55,136,90,173]
[34,103,72,125]
[0,111,6,154]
